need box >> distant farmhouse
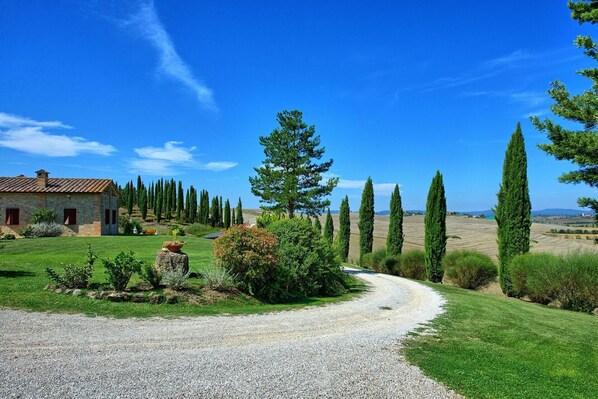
[0,169,118,236]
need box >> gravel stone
[0,269,462,398]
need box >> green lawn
[0,236,364,318]
[403,282,598,399]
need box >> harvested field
[243,211,597,261]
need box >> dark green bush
[30,208,57,224]
[0,234,15,240]
[362,248,387,272]
[268,218,348,301]
[118,217,141,235]
[398,250,427,280]
[509,252,598,312]
[443,250,497,289]
[140,263,162,289]
[45,244,97,288]
[103,251,144,291]
[509,253,560,304]
[185,223,216,236]
[384,256,400,275]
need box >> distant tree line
[117,176,243,227]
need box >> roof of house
[0,177,116,194]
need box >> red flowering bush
[213,225,279,299]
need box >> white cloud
[124,1,216,111]
[134,141,195,163]
[483,50,532,68]
[200,161,238,172]
[0,112,115,157]
[130,141,237,175]
[337,178,397,196]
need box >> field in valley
[244,210,597,262]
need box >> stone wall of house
[0,192,118,236]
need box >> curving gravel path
[0,269,462,398]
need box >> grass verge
[403,282,598,399]
[0,236,365,318]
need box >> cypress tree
[358,177,374,263]
[219,196,224,227]
[210,197,219,227]
[148,182,154,210]
[140,187,148,220]
[177,181,184,220]
[387,184,404,256]
[236,197,243,225]
[184,189,190,222]
[339,195,351,262]
[189,186,198,223]
[306,215,313,226]
[313,216,322,234]
[495,123,531,295]
[136,175,143,206]
[424,171,447,283]
[126,181,134,216]
[224,199,231,228]
[155,193,163,223]
[324,208,334,243]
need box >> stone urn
[154,249,189,274]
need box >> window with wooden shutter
[64,209,77,225]
[112,210,117,225]
[105,209,110,225]
[5,208,19,225]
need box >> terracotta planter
[163,242,184,252]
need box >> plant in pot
[162,228,186,252]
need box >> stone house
[0,169,119,236]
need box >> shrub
[509,252,598,312]
[509,253,560,303]
[162,269,189,290]
[268,218,348,301]
[170,225,186,237]
[142,227,157,236]
[45,244,97,288]
[140,263,162,289]
[362,248,388,272]
[22,223,64,238]
[443,250,498,289]
[30,208,57,224]
[103,251,144,291]
[185,223,216,237]
[397,250,427,280]
[384,256,400,275]
[554,252,598,312]
[119,217,141,235]
[202,267,237,292]
[256,211,286,228]
[213,225,279,299]
[1,234,15,240]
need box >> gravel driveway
[0,269,461,398]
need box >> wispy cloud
[335,177,397,196]
[482,50,533,68]
[130,141,237,175]
[200,161,238,172]
[462,89,547,109]
[123,0,216,111]
[0,112,115,157]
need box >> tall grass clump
[398,250,427,280]
[443,250,497,290]
[509,251,598,312]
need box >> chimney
[35,169,49,188]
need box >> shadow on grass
[0,270,35,278]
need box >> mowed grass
[0,236,364,318]
[403,282,598,399]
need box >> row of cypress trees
[119,176,243,227]
[352,122,530,291]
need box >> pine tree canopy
[531,0,598,219]
[249,110,339,218]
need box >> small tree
[358,178,375,263]
[139,187,148,221]
[224,199,231,228]
[424,171,446,283]
[126,181,134,216]
[495,123,531,295]
[324,208,334,243]
[236,197,244,225]
[386,184,404,256]
[339,195,351,262]
[210,196,219,227]
[313,215,322,234]
[249,110,339,218]
[177,181,184,220]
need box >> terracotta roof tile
[0,177,115,194]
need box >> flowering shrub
[142,227,157,235]
[22,222,64,238]
[213,225,279,299]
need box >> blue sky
[0,0,595,212]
